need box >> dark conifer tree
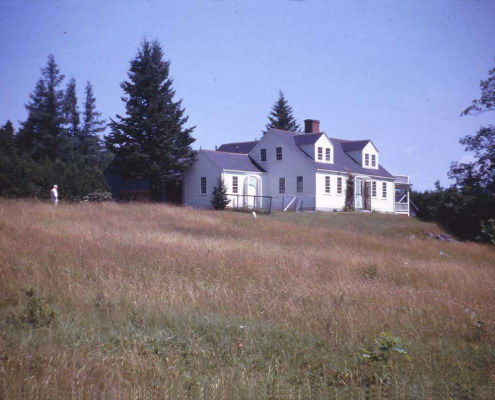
[106,39,196,201]
[17,54,67,161]
[263,91,301,134]
[63,77,80,139]
[80,81,106,160]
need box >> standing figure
[50,185,59,205]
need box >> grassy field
[0,200,494,399]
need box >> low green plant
[12,288,56,328]
[358,332,410,392]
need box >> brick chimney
[304,119,320,134]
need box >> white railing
[395,203,409,214]
[394,175,409,185]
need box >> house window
[276,147,283,161]
[337,177,342,194]
[279,177,285,194]
[232,176,238,194]
[325,148,331,162]
[325,176,330,194]
[372,181,377,197]
[200,177,206,194]
[317,147,323,161]
[260,148,266,162]
[372,154,376,167]
[382,182,387,198]
[365,154,369,167]
[297,176,303,193]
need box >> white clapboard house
[183,119,411,214]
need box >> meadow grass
[0,200,494,399]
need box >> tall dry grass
[0,199,494,399]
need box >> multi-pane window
[337,177,343,194]
[276,147,283,161]
[317,147,323,161]
[232,176,238,194]
[325,176,330,193]
[260,148,266,162]
[200,177,207,194]
[372,181,377,197]
[297,176,303,193]
[372,154,376,167]
[279,177,286,194]
[365,154,370,167]
[325,148,331,162]
[382,182,387,198]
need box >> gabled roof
[340,140,370,152]
[293,132,324,146]
[260,129,393,178]
[202,150,265,173]
[217,141,258,154]
[319,138,393,178]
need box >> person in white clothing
[50,185,59,205]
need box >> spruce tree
[106,40,196,201]
[211,178,231,210]
[63,77,80,139]
[80,81,106,160]
[263,91,301,134]
[17,54,67,161]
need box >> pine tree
[211,178,231,210]
[263,91,301,134]
[17,54,67,161]
[80,81,106,160]
[106,40,196,201]
[63,77,80,139]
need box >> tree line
[0,55,109,200]
[412,59,495,243]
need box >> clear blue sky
[1,0,494,191]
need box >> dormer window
[372,154,376,167]
[365,154,370,167]
[325,148,331,162]
[276,147,283,161]
[317,147,323,161]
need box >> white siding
[362,142,379,170]
[183,151,222,208]
[369,178,394,213]
[249,131,315,198]
[222,170,264,209]
[315,171,348,211]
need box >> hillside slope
[1,200,494,399]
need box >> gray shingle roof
[265,129,393,178]
[202,150,265,173]
[294,132,324,146]
[340,140,370,152]
[217,141,258,154]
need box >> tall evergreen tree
[63,77,80,139]
[79,81,106,160]
[263,91,301,134]
[106,39,196,201]
[17,54,67,161]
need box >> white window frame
[296,176,303,193]
[317,147,323,161]
[200,177,207,195]
[260,148,266,162]
[372,181,377,197]
[382,182,387,198]
[337,177,343,194]
[325,148,331,162]
[365,153,369,167]
[325,176,330,194]
[232,176,238,194]
[372,154,376,168]
[279,177,285,194]
[276,147,283,161]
